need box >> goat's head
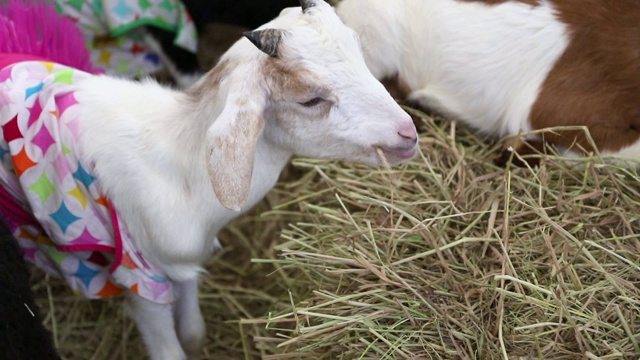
[205,0,418,211]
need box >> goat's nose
[397,121,418,143]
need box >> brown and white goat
[337,0,640,163]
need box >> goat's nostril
[397,121,417,142]
[397,130,417,143]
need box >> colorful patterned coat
[0,58,173,304]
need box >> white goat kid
[74,0,417,358]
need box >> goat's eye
[299,97,323,107]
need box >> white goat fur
[72,1,417,358]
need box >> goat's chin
[337,147,417,168]
[373,146,418,167]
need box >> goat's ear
[205,83,267,212]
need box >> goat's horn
[300,0,318,12]
[243,29,284,58]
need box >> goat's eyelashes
[299,97,324,107]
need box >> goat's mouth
[374,144,418,165]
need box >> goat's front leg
[126,293,186,360]
[173,277,206,359]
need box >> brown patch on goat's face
[458,0,539,6]
[529,0,640,154]
[261,59,332,121]
[262,60,318,100]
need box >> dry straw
[33,109,640,359]
[243,110,640,359]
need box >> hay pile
[243,113,640,359]
[33,110,640,359]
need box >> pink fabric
[0,54,48,71]
[0,183,38,226]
